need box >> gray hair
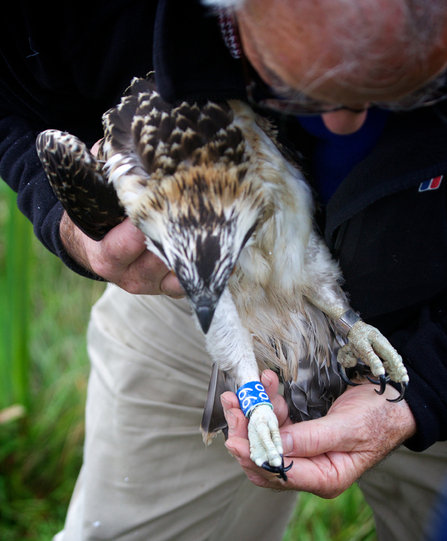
[202,0,246,8]
[315,0,447,92]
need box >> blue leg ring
[237,381,273,418]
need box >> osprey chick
[37,76,409,481]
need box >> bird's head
[132,164,267,334]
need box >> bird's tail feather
[201,362,236,445]
[283,347,346,422]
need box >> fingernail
[281,432,294,455]
[225,443,240,459]
[224,409,237,431]
[220,395,232,411]
[262,371,272,388]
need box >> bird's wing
[36,129,125,241]
[201,362,236,445]
[283,347,346,423]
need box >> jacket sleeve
[388,289,447,452]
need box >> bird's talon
[366,374,390,385]
[261,455,293,481]
[373,374,388,396]
[387,382,408,403]
[338,363,361,387]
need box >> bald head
[208,0,447,106]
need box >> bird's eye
[241,222,258,250]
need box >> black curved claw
[387,382,408,403]
[261,455,293,482]
[338,363,361,387]
[366,375,390,385]
[374,374,388,396]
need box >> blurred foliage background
[0,181,376,540]
[0,182,105,540]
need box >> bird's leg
[203,288,290,479]
[309,293,409,400]
[302,233,409,399]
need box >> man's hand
[222,370,416,498]
[60,212,184,297]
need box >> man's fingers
[224,435,295,489]
[95,218,148,273]
[72,217,184,296]
[221,393,248,439]
[90,138,103,157]
[160,269,185,298]
[225,383,417,497]
[261,370,292,426]
[221,392,240,411]
[260,452,362,497]
[280,416,352,458]
[226,428,371,497]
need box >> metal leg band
[335,309,361,336]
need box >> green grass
[284,486,376,541]
[0,183,105,540]
[0,183,376,540]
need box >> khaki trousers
[55,285,447,541]
[359,441,447,541]
[55,285,298,541]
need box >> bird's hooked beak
[194,297,216,335]
[175,268,230,336]
[170,230,236,335]
[175,262,235,334]
[169,218,259,335]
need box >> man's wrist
[59,211,104,280]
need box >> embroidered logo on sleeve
[419,175,443,192]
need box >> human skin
[222,370,417,497]
[60,212,184,297]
